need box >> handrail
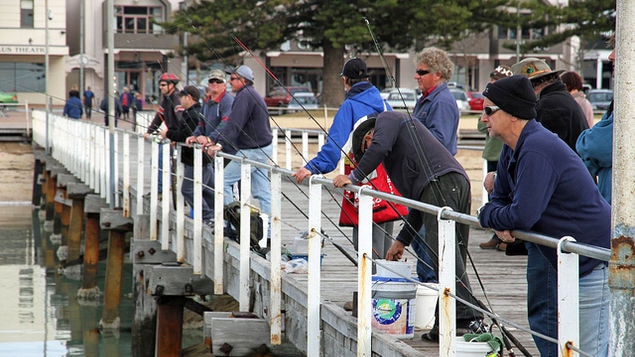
[30,110,607,356]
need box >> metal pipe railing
[30,111,611,356]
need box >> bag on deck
[223,201,266,256]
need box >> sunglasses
[229,77,240,81]
[159,83,168,87]
[208,79,225,84]
[483,105,501,116]
[416,69,432,76]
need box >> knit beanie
[482,75,537,120]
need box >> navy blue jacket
[478,120,610,277]
[215,85,272,154]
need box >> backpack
[223,201,266,257]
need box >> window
[0,62,45,93]
[115,6,163,34]
[21,0,34,29]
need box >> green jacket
[477,119,503,162]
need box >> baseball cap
[179,85,200,102]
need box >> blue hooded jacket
[304,82,389,174]
[576,107,613,204]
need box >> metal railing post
[175,148,185,262]
[357,191,373,356]
[307,175,323,357]
[270,171,282,345]
[122,133,130,217]
[438,206,457,357]
[239,161,252,311]
[149,139,159,241]
[557,236,579,356]
[136,135,145,217]
[161,142,170,250]
[285,129,292,170]
[213,155,225,294]
[192,147,203,274]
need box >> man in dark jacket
[333,111,483,342]
[144,72,184,192]
[204,65,273,218]
[159,85,214,226]
[477,75,609,357]
[512,57,588,151]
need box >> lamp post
[44,0,51,154]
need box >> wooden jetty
[29,110,540,356]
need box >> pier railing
[31,110,610,357]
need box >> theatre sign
[0,46,47,54]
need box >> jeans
[526,242,558,357]
[182,164,215,220]
[223,144,272,216]
[578,263,609,357]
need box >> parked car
[587,89,613,111]
[264,86,311,108]
[385,89,418,112]
[286,92,319,112]
[467,91,485,111]
[380,87,418,100]
[450,88,470,112]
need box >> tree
[492,0,615,55]
[162,0,513,107]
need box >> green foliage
[492,0,616,54]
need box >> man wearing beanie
[512,57,588,151]
[477,75,610,357]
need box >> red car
[467,91,484,111]
[264,86,312,108]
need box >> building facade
[0,0,69,106]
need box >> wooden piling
[155,296,186,357]
[99,208,133,330]
[79,194,108,293]
[131,214,157,357]
[66,182,92,264]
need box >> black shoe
[421,320,476,342]
[205,218,215,228]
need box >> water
[0,205,134,356]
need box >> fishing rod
[364,17,532,352]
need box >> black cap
[351,117,377,163]
[340,58,368,79]
[179,85,200,102]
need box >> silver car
[386,89,418,112]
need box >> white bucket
[415,283,438,330]
[455,337,494,357]
[371,277,417,339]
[374,259,412,279]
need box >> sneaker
[204,218,215,228]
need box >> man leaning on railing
[477,75,610,357]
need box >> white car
[385,89,418,112]
[286,92,319,112]
[450,89,470,113]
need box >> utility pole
[107,0,116,208]
[610,1,635,356]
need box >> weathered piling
[78,194,109,298]
[99,207,133,330]
[66,181,92,264]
